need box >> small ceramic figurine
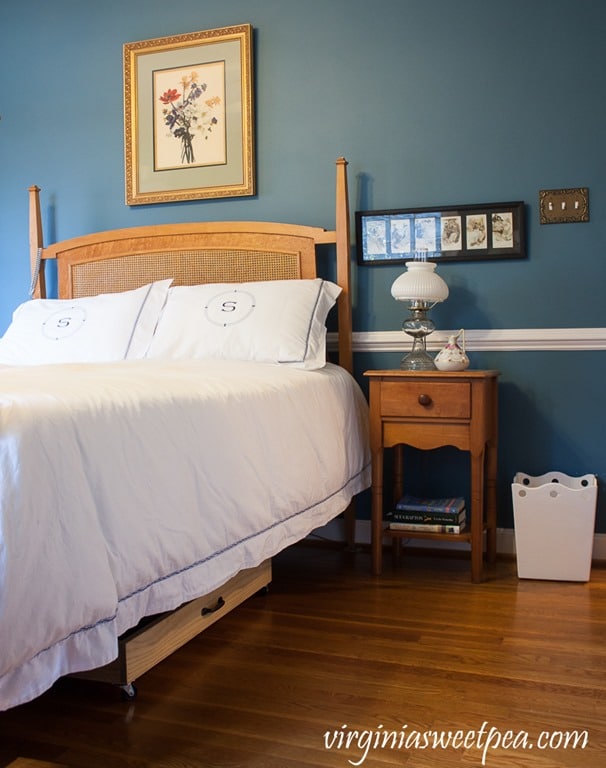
[434,328,470,371]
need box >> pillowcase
[146,278,341,369]
[0,279,172,365]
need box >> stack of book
[387,494,466,534]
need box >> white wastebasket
[511,471,597,581]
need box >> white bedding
[0,359,370,710]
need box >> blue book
[395,494,465,515]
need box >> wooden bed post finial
[28,184,46,299]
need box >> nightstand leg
[486,438,498,563]
[470,449,485,583]
[393,444,404,503]
[371,447,384,576]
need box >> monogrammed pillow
[146,278,341,369]
[0,280,172,365]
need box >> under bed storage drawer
[78,559,272,686]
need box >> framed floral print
[124,24,254,205]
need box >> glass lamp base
[400,306,437,370]
[400,348,437,370]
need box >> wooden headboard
[29,158,353,372]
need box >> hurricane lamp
[391,258,449,370]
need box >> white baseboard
[310,518,606,562]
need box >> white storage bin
[511,471,597,581]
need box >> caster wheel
[120,682,138,701]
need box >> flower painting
[124,24,254,204]
[153,63,225,171]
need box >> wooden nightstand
[364,369,499,583]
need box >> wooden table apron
[364,369,499,583]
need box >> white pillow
[146,278,341,369]
[0,280,172,365]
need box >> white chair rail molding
[329,327,606,353]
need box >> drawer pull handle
[418,394,432,406]
[201,596,225,616]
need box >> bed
[0,158,371,710]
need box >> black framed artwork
[356,201,526,265]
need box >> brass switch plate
[539,187,589,224]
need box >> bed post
[335,158,353,374]
[334,158,358,549]
[28,185,46,299]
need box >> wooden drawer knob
[418,393,433,406]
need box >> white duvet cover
[0,359,370,710]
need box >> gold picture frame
[124,24,254,205]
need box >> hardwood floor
[1,544,605,767]
[6,760,68,768]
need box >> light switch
[539,188,589,224]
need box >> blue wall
[2,0,605,530]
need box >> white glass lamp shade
[391,261,449,305]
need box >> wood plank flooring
[6,760,68,768]
[1,544,605,767]
[5,760,68,768]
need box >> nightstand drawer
[380,380,470,419]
